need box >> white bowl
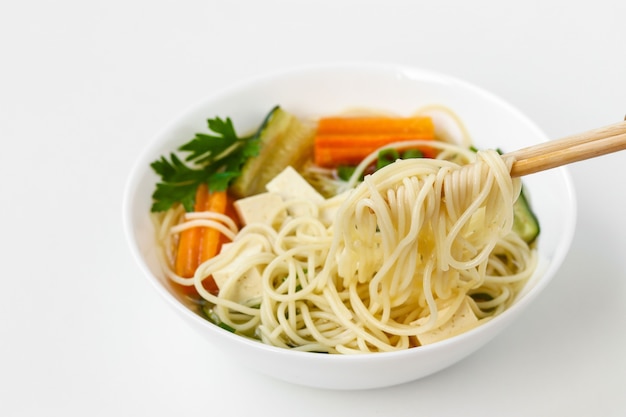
[123,62,576,390]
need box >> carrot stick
[314,116,436,167]
[174,183,210,278]
[173,185,235,297]
[315,146,372,167]
[198,190,228,263]
[314,133,432,148]
[317,116,434,135]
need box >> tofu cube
[265,166,324,204]
[212,242,264,304]
[233,192,286,226]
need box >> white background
[1,1,625,416]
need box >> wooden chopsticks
[505,119,626,177]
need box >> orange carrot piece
[314,133,433,148]
[173,185,236,297]
[196,190,231,296]
[315,146,371,167]
[174,183,210,278]
[313,116,436,167]
[198,190,228,263]
[317,116,434,135]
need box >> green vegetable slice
[512,187,540,244]
[230,107,316,197]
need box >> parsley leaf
[149,107,277,212]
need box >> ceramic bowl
[123,63,576,390]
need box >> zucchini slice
[231,107,316,197]
[512,187,540,244]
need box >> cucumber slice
[512,187,540,244]
[231,107,315,197]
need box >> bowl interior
[123,63,576,389]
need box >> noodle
[153,140,537,354]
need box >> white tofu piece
[212,242,264,304]
[265,166,325,204]
[416,298,478,346]
[233,192,286,226]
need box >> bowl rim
[122,61,578,362]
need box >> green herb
[337,165,357,181]
[376,148,425,170]
[376,148,401,170]
[150,107,277,212]
[401,149,424,159]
